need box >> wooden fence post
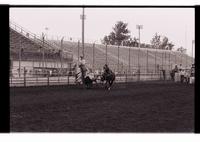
[47,73,49,86]
[125,70,127,83]
[67,73,69,85]
[24,67,26,87]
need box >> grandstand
[10,21,194,76]
[10,22,73,62]
[58,40,193,73]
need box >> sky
[10,7,195,56]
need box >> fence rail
[10,68,171,87]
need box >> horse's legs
[105,81,109,89]
[109,80,113,89]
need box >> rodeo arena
[10,8,195,132]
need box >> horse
[101,71,115,90]
[74,63,98,88]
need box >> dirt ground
[10,81,194,132]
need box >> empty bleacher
[10,23,73,62]
[10,21,193,74]
[58,40,193,73]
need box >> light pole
[136,25,143,79]
[146,48,149,73]
[92,42,95,71]
[117,45,119,73]
[42,34,45,72]
[19,39,22,77]
[45,27,49,40]
[169,50,171,70]
[78,40,80,62]
[80,7,86,58]
[128,46,131,73]
[162,52,163,69]
[180,47,183,65]
[60,37,64,70]
[106,44,108,65]
[192,40,195,63]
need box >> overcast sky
[10,7,195,56]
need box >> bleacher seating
[10,22,193,73]
[59,40,193,73]
[10,27,73,62]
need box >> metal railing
[10,21,73,56]
[9,65,171,87]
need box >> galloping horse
[101,70,115,90]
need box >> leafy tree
[131,37,139,47]
[159,36,168,49]
[108,32,116,45]
[123,37,139,47]
[103,21,130,46]
[145,44,152,49]
[150,33,174,50]
[166,42,174,50]
[150,33,161,49]
[102,35,109,45]
[177,46,186,53]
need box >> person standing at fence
[180,69,185,83]
[190,64,195,77]
[179,64,183,72]
[162,69,166,81]
[174,64,178,73]
[160,66,166,81]
[189,63,195,84]
[79,56,87,84]
[172,64,178,82]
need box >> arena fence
[9,64,172,87]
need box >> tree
[108,32,116,45]
[159,36,168,49]
[102,21,130,46]
[177,46,186,53]
[150,33,174,50]
[102,35,109,45]
[150,33,161,49]
[166,42,174,50]
[133,37,139,47]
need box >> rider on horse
[103,64,112,77]
[102,64,115,90]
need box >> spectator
[190,64,195,77]
[162,69,166,80]
[79,56,87,84]
[174,64,178,73]
[180,69,185,83]
[179,64,183,72]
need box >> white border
[3,0,199,142]
[0,0,200,5]
[1,134,200,142]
